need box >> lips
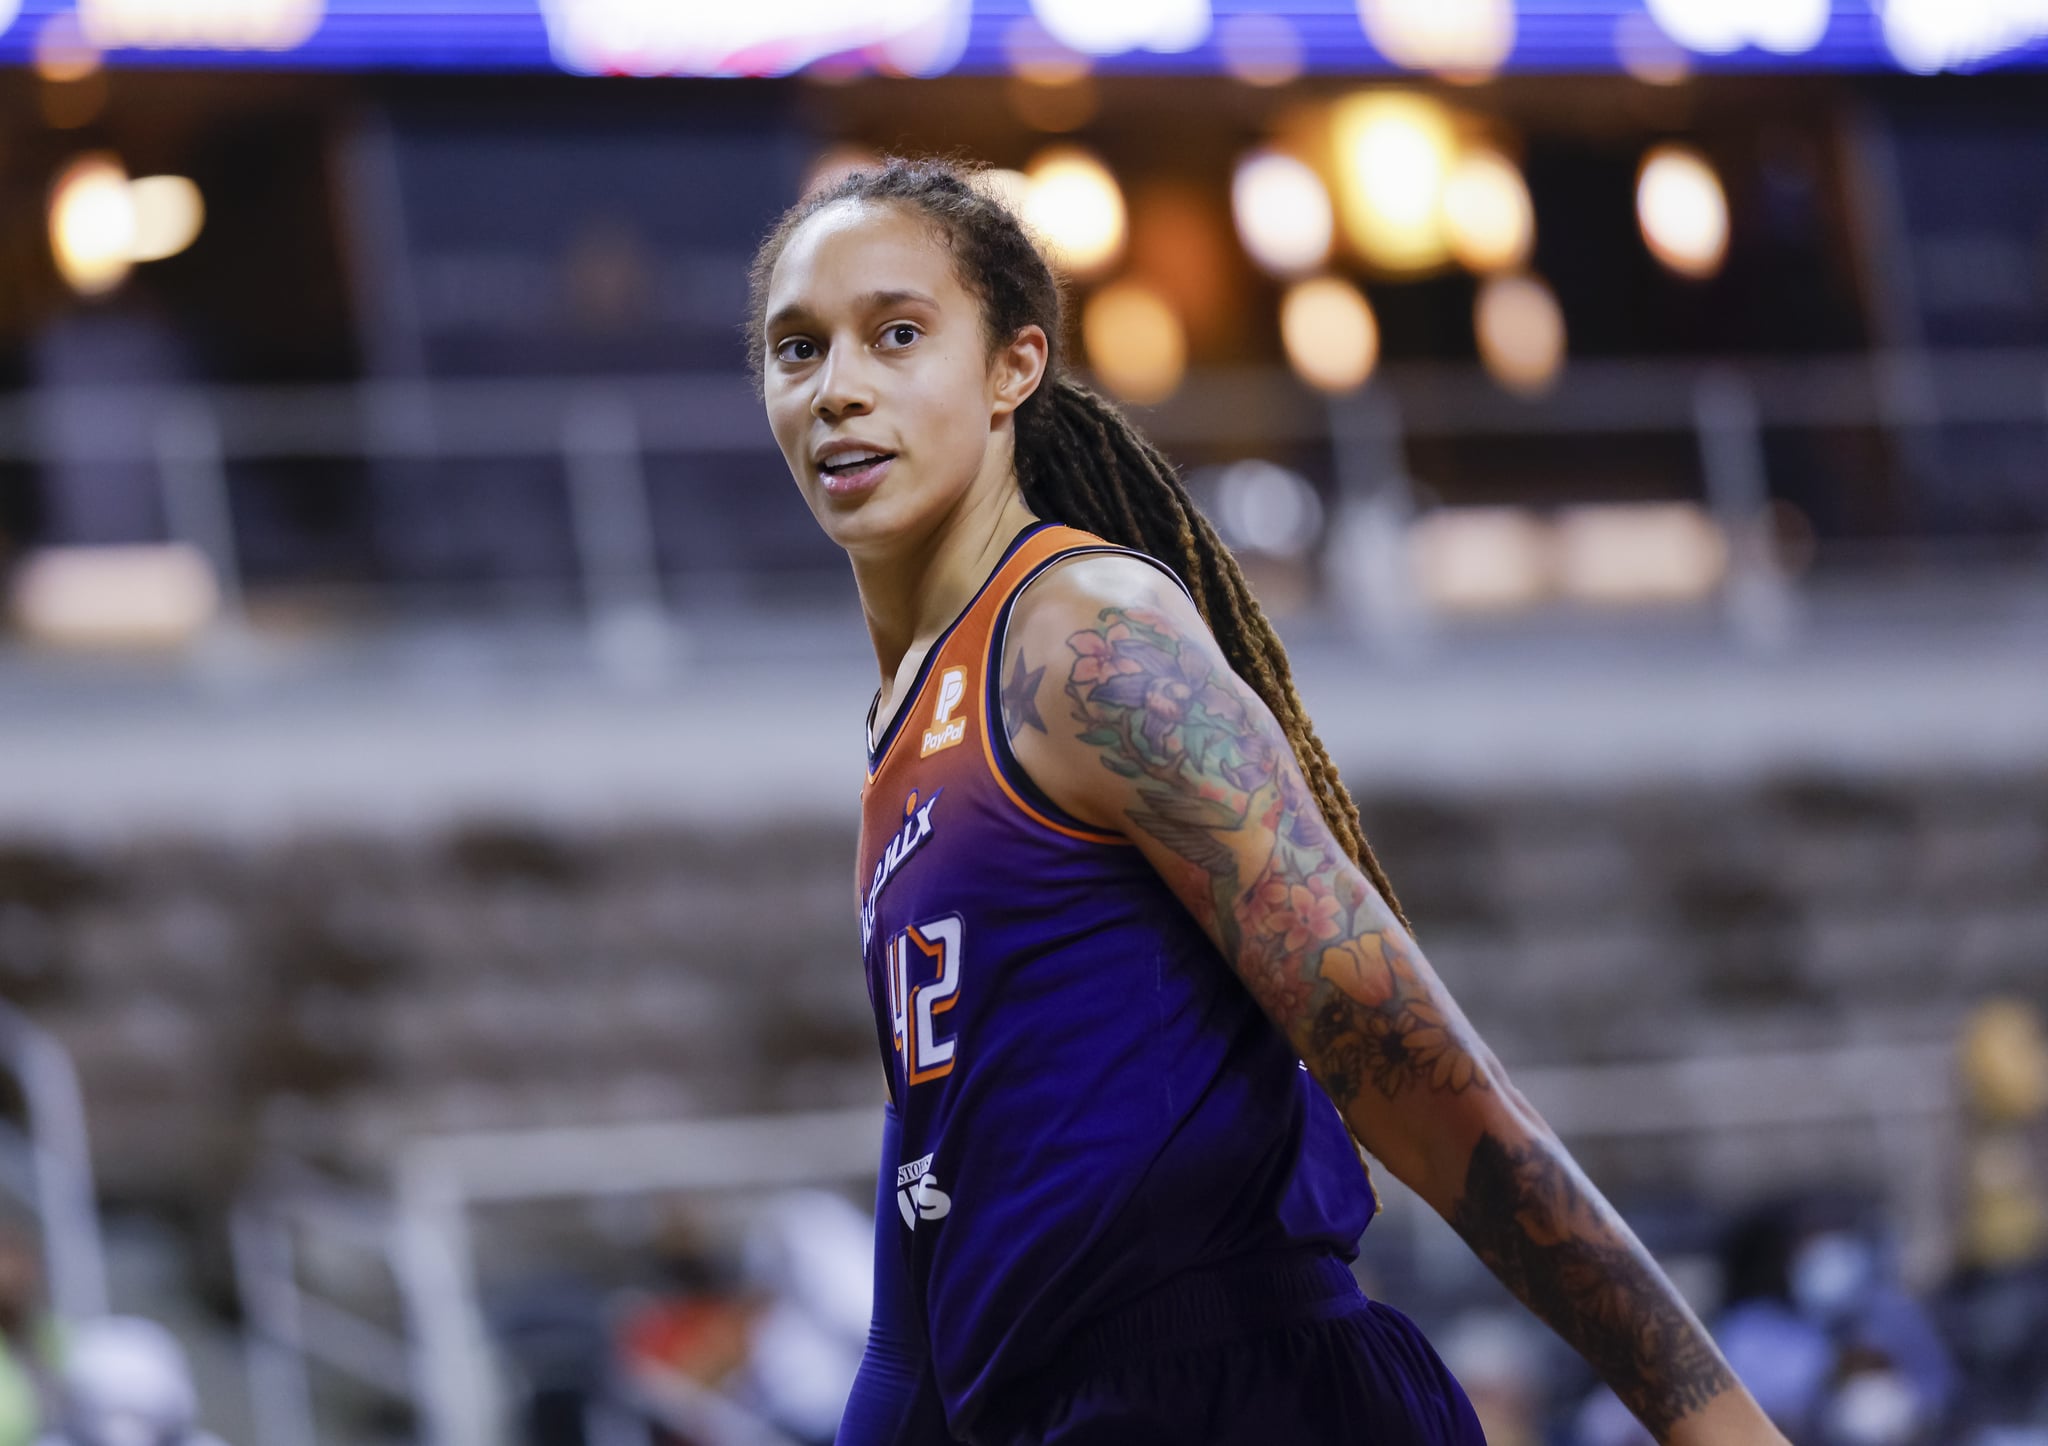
[818,453,895,496]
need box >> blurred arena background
[0,1,2041,1444]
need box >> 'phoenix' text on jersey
[862,787,941,950]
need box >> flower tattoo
[1059,602,1488,1104]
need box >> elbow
[1474,1043,1550,1139]
[1375,1054,1556,1214]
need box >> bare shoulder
[998,550,1217,705]
[1008,550,1196,637]
[996,549,1259,835]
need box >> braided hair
[746,152,1408,928]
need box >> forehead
[765,200,966,328]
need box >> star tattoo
[1003,652,1048,741]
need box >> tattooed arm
[1000,555,1782,1446]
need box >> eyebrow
[765,288,940,338]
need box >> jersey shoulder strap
[867,521,1077,780]
[963,523,1198,843]
[977,522,1197,625]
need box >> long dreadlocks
[745,152,1408,929]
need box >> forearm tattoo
[1051,601,1736,1437]
[1450,1134,1736,1436]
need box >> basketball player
[748,156,1783,1446]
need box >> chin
[813,477,960,554]
[810,488,907,552]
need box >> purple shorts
[967,1251,1488,1446]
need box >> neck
[851,482,1040,686]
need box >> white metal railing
[0,999,108,1328]
[233,1108,882,1446]
[230,1167,413,1446]
[232,1038,1964,1446]
[4,347,2044,680]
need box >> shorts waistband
[979,1249,1366,1435]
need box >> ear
[988,323,1049,420]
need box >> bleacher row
[0,767,2042,1216]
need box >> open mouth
[818,454,896,491]
[821,452,894,476]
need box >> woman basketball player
[746,156,1783,1446]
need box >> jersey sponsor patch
[895,1151,951,1229]
[919,666,969,757]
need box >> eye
[880,322,921,349]
[774,337,818,364]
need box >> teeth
[825,453,887,470]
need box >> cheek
[923,364,992,459]
[766,396,808,470]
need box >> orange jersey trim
[865,522,1154,849]
[973,528,1132,846]
[977,724,1131,846]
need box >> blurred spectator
[1823,1345,1928,1446]
[1940,999,2048,1427]
[1669,1193,1957,1445]
[0,1233,54,1446]
[1958,1000,2048,1269]
[493,1272,619,1446]
[735,1190,872,1444]
[1790,1228,1955,1433]
[612,1189,871,1446]
[32,1316,227,1446]
[614,1210,761,1446]
[1713,1202,1837,1436]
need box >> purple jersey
[855,521,1378,1438]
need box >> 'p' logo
[934,668,966,725]
[921,667,969,757]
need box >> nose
[811,341,874,422]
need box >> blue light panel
[0,0,2040,74]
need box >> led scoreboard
[0,0,2043,76]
